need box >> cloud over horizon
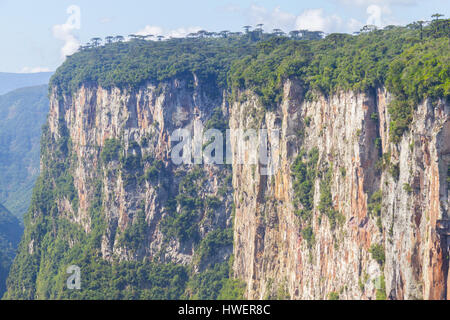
[19,67,52,74]
[246,5,364,34]
[52,5,81,59]
[243,1,416,34]
[246,5,297,31]
[136,25,203,39]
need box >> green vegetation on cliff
[5,120,241,299]
[229,23,448,142]
[6,18,448,300]
[447,164,450,189]
[52,19,448,143]
[291,147,319,223]
[0,85,48,298]
[3,121,186,299]
[0,204,23,298]
[51,36,257,99]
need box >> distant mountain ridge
[0,81,49,299]
[0,85,50,218]
[0,72,53,95]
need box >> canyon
[5,75,449,299]
[3,27,449,300]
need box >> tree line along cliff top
[50,18,449,141]
[50,16,450,141]
[3,17,449,301]
[51,19,449,100]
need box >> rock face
[46,78,234,266]
[230,80,449,300]
[6,75,449,300]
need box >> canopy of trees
[51,17,449,143]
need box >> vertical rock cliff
[5,77,238,299]
[230,80,449,300]
[47,79,233,265]
[4,28,449,300]
[10,77,447,300]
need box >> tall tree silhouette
[408,20,427,40]
[430,13,446,37]
[431,13,444,21]
[197,30,208,38]
[105,36,114,44]
[115,35,124,42]
[289,30,301,39]
[272,29,285,37]
[90,37,102,47]
[219,30,230,38]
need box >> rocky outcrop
[8,73,449,300]
[47,78,233,266]
[230,80,449,300]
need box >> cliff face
[5,77,236,299]
[230,80,449,300]
[47,78,233,266]
[5,75,449,300]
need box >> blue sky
[0,0,448,73]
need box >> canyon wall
[5,76,449,300]
[230,80,449,300]
[47,78,234,266]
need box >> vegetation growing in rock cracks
[6,16,448,300]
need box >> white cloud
[348,18,364,31]
[243,4,364,34]
[365,4,401,27]
[19,67,52,73]
[52,5,81,59]
[136,25,202,39]
[367,5,383,26]
[337,0,417,27]
[233,1,423,34]
[271,7,298,29]
[247,5,297,31]
[136,26,164,37]
[366,4,403,28]
[296,9,339,32]
[295,8,363,33]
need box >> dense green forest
[0,204,23,297]
[4,120,242,299]
[52,18,449,141]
